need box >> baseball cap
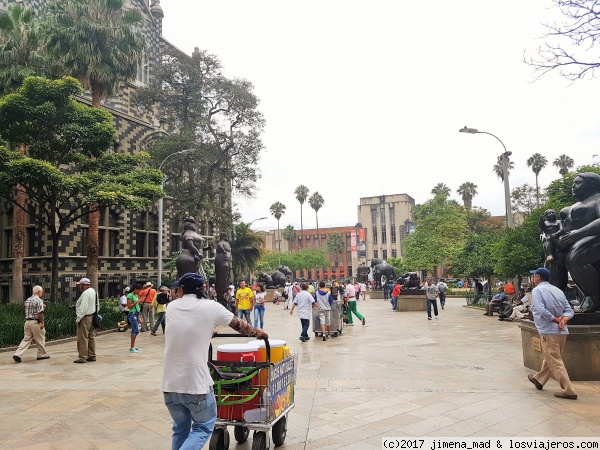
[343,278,350,283]
[171,281,180,289]
[178,272,204,289]
[76,277,91,285]
[530,267,551,281]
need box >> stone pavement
[1,296,599,450]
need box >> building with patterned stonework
[0,0,200,302]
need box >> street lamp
[459,127,514,228]
[247,216,267,227]
[157,149,196,285]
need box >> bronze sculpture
[554,173,600,313]
[214,232,232,303]
[370,258,395,289]
[175,217,209,280]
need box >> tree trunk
[11,144,26,303]
[535,174,540,209]
[86,90,102,292]
[50,230,61,303]
[316,213,320,247]
[300,204,303,237]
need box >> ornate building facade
[0,0,193,302]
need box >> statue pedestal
[369,290,384,299]
[519,319,600,381]
[400,289,425,296]
[397,295,427,312]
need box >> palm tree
[457,182,478,210]
[493,157,515,181]
[431,183,451,198]
[308,192,324,246]
[230,222,263,283]
[269,201,286,253]
[0,4,46,303]
[526,153,548,208]
[43,0,145,289]
[294,185,309,236]
[553,154,574,176]
[282,224,296,253]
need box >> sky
[160,0,600,232]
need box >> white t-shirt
[359,283,366,292]
[293,290,315,320]
[345,284,356,299]
[255,291,267,305]
[119,294,128,312]
[162,294,233,395]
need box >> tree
[282,225,296,253]
[546,164,600,205]
[553,154,575,175]
[524,0,600,82]
[134,47,264,229]
[493,157,515,181]
[326,232,344,267]
[0,4,47,303]
[457,182,478,210]
[431,183,451,198]
[450,230,502,283]
[270,201,286,253]
[403,196,468,273]
[511,183,546,218]
[308,192,324,246]
[294,185,309,235]
[387,257,408,275]
[466,207,504,233]
[42,0,146,290]
[230,222,263,283]
[0,78,162,301]
[526,153,548,208]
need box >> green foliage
[546,164,600,205]
[326,232,344,266]
[431,183,451,198]
[403,196,467,271]
[450,230,502,278]
[256,248,328,275]
[511,183,546,218]
[466,207,501,233]
[230,222,263,281]
[282,225,296,252]
[491,212,544,279]
[387,257,408,275]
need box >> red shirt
[392,285,401,297]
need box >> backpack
[438,283,447,294]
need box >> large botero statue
[214,231,232,302]
[176,217,210,280]
[540,172,600,313]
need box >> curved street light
[459,127,514,228]
[157,149,196,285]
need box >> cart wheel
[234,425,249,443]
[272,415,287,447]
[209,428,230,450]
[252,431,267,450]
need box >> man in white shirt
[424,278,439,320]
[344,279,365,326]
[162,272,268,449]
[74,277,97,363]
[289,283,320,341]
[359,282,367,300]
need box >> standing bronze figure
[176,217,208,280]
[214,232,232,303]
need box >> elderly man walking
[527,267,577,400]
[74,277,97,363]
[13,286,49,362]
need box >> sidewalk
[1,296,599,449]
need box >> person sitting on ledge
[483,286,506,316]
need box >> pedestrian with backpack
[437,278,448,310]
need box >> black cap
[178,273,204,289]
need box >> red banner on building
[351,231,357,259]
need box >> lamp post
[459,127,514,228]
[157,149,196,285]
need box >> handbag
[92,292,103,329]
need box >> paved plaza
[1,296,599,450]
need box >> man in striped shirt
[13,286,49,362]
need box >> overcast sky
[161,0,600,232]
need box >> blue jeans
[128,312,140,336]
[390,296,398,311]
[300,318,310,339]
[237,309,251,323]
[164,391,217,450]
[439,293,446,307]
[253,304,265,328]
[153,312,166,333]
[427,298,438,318]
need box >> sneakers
[73,358,86,363]
[428,317,432,320]
[362,317,366,326]
[86,357,96,362]
[150,331,157,336]
[346,323,354,326]
[133,347,141,351]
[483,312,490,316]
[129,348,139,353]
[435,316,438,319]
[36,355,50,360]
[554,392,577,400]
[13,355,21,363]
[528,374,543,390]
[323,335,327,341]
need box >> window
[148,234,158,258]
[108,210,119,227]
[347,250,351,261]
[391,226,397,244]
[346,235,351,247]
[371,207,377,225]
[134,210,159,258]
[108,230,119,257]
[392,249,397,258]
[381,227,387,244]
[99,228,105,256]
[135,232,146,257]
[298,238,303,248]
[373,250,378,259]
[4,230,12,258]
[171,234,181,255]
[80,228,88,256]
[372,227,377,245]
[26,227,35,257]
[382,250,388,260]
[389,206,395,224]
[380,208,386,225]
[348,266,353,277]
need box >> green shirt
[127,293,140,313]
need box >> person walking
[283,282,293,310]
[437,278,448,309]
[289,283,320,341]
[253,284,267,328]
[151,286,169,335]
[235,280,254,323]
[73,277,97,363]
[424,278,439,320]
[162,272,268,450]
[139,282,157,332]
[344,279,365,326]
[527,268,577,400]
[13,286,49,363]
[383,281,391,303]
[390,280,401,312]
[126,284,144,352]
[315,281,333,340]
